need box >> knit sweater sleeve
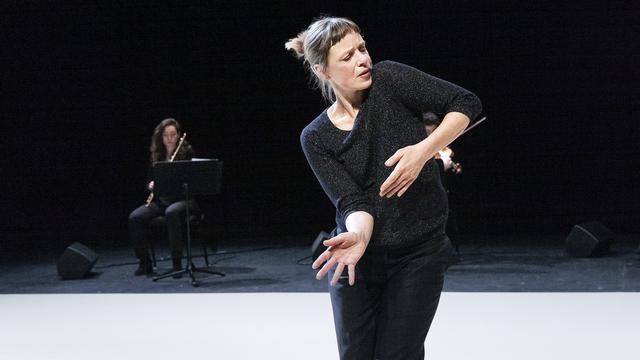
[376,60,482,122]
[300,125,374,219]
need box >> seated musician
[422,112,460,178]
[128,118,198,277]
[423,111,462,252]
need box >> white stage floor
[1,292,638,360]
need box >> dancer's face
[320,31,373,94]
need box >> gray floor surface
[1,234,639,294]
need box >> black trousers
[328,235,453,360]
[128,200,199,260]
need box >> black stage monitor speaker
[57,242,99,279]
[565,221,614,257]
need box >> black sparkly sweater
[300,61,482,249]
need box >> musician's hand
[439,152,453,171]
[380,143,430,198]
[148,181,154,191]
[312,232,368,286]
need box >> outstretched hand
[379,143,430,198]
[312,231,368,286]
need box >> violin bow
[460,116,487,137]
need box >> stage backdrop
[2,1,638,258]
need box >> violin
[435,146,462,174]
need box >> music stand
[151,159,225,286]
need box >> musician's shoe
[134,254,153,276]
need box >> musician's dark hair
[149,118,192,163]
[422,112,442,126]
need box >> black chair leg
[150,246,157,268]
[201,239,210,267]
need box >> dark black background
[2,1,638,257]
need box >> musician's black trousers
[128,200,199,260]
[328,235,453,360]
